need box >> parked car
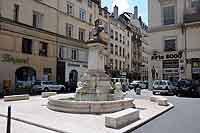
[111,78,129,84]
[152,80,176,95]
[176,79,200,97]
[32,81,65,93]
[129,81,147,91]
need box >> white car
[32,81,65,93]
[152,80,176,95]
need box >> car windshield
[34,81,41,85]
[153,81,159,85]
[178,80,192,87]
[43,81,57,85]
[160,81,167,85]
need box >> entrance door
[56,61,65,84]
[15,67,36,93]
[69,70,78,92]
[69,70,78,82]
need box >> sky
[101,0,148,25]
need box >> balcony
[184,7,200,23]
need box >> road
[133,90,200,133]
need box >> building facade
[107,6,143,80]
[0,0,58,92]
[148,0,200,81]
[0,0,145,93]
[0,0,100,91]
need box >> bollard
[7,106,11,133]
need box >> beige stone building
[0,0,58,92]
[107,6,143,80]
[148,0,200,81]
[0,0,100,92]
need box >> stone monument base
[75,70,113,101]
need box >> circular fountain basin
[47,94,135,114]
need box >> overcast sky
[101,0,148,24]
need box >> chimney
[113,5,118,19]
[134,6,138,19]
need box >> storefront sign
[192,61,200,74]
[0,54,29,64]
[192,68,200,74]
[151,52,183,60]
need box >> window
[115,59,118,69]
[71,49,78,60]
[110,29,114,39]
[119,61,122,70]
[110,43,114,54]
[79,28,85,41]
[39,42,48,57]
[99,8,102,15]
[191,0,200,8]
[123,48,125,57]
[80,8,86,21]
[162,6,175,25]
[14,4,19,21]
[164,39,176,51]
[33,11,43,28]
[89,31,92,40]
[22,38,32,54]
[120,34,122,42]
[66,1,74,16]
[115,31,118,41]
[110,59,113,68]
[88,0,92,8]
[89,14,92,23]
[58,47,64,59]
[119,47,122,56]
[123,36,125,44]
[115,45,118,55]
[66,23,73,38]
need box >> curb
[122,103,174,133]
[0,113,71,133]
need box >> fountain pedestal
[75,42,113,101]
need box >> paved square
[0,94,173,133]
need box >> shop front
[191,58,200,80]
[151,51,184,80]
[0,52,56,93]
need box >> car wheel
[61,87,65,92]
[44,87,49,92]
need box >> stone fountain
[47,19,135,114]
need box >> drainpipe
[184,25,187,79]
[55,0,59,82]
[183,0,187,79]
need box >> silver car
[32,81,65,93]
[152,80,176,95]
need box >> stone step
[4,94,29,102]
[105,108,140,129]
[41,92,57,98]
[150,96,168,106]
